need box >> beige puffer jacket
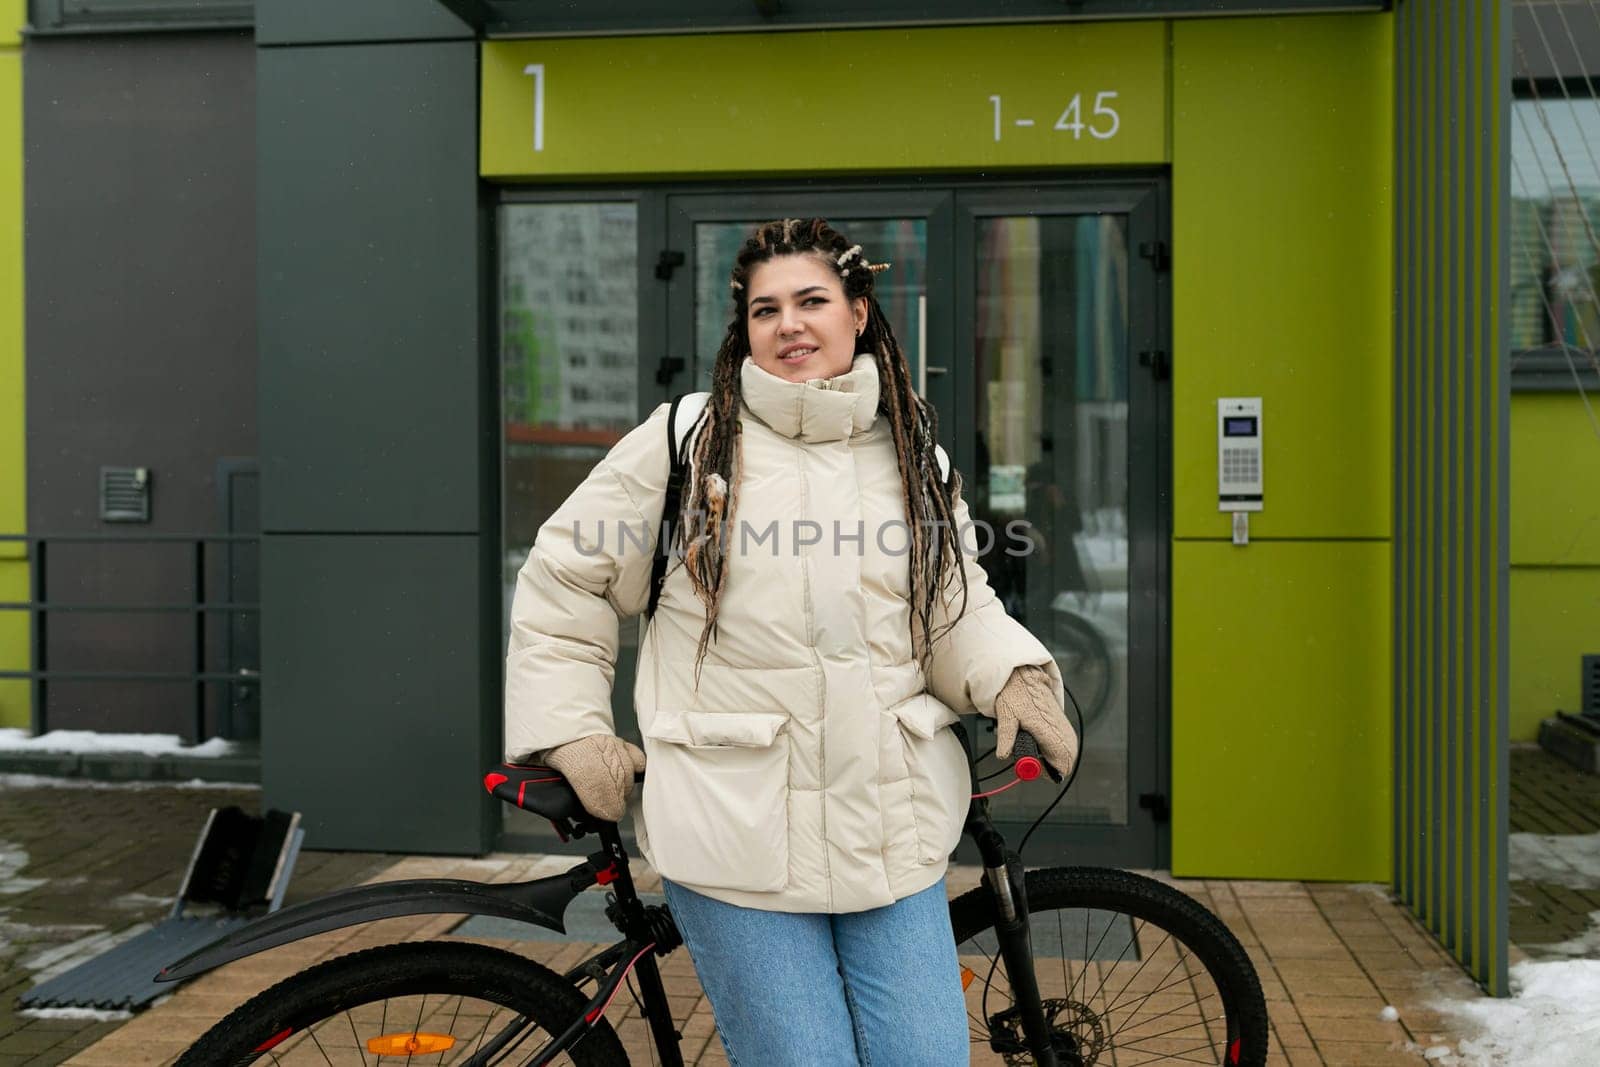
[504,353,1063,914]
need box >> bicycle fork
[970,815,1066,1067]
[527,826,687,1067]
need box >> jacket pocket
[889,695,969,865]
[640,710,791,892]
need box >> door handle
[655,357,685,385]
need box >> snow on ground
[0,728,236,758]
[0,842,46,896]
[1540,911,1600,958]
[19,1006,133,1022]
[1507,831,1600,889]
[1419,958,1600,1066]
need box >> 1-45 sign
[989,92,1120,143]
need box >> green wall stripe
[1394,0,1509,996]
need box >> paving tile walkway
[0,775,391,1066]
[1507,743,1600,955]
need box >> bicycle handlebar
[1010,729,1063,785]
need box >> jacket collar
[738,353,881,444]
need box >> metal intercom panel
[1217,398,1262,513]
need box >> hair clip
[729,278,743,291]
[836,245,863,267]
[867,262,892,275]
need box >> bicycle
[162,725,1268,1066]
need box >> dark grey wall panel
[262,535,493,853]
[23,33,257,734]
[255,0,469,45]
[257,18,493,852]
[257,40,481,533]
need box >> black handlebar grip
[1011,729,1063,784]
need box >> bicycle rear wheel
[174,941,629,1066]
[949,867,1269,1066]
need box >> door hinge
[1138,240,1170,272]
[655,357,685,386]
[1138,792,1170,824]
[1137,350,1170,381]
[655,250,685,281]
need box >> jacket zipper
[795,442,833,911]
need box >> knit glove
[542,734,648,822]
[993,664,1080,777]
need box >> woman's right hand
[543,734,648,822]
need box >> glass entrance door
[496,181,1167,866]
[953,186,1167,867]
[661,184,1167,868]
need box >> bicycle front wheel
[949,867,1269,1066]
[174,941,630,1066]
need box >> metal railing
[0,533,259,744]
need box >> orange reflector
[366,1032,457,1056]
[960,965,976,991]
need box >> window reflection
[971,214,1130,827]
[1510,98,1600,351]
[500,203,639,633]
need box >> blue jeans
[660,877,969,1066]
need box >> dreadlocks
[679,217,968,675]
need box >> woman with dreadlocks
[505,218,1078,1065]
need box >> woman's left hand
[993,664,1080,777]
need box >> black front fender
[157,859,599,983]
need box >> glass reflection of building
[1510,99,1600,351]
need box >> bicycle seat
[483,763,587,823]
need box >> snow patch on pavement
[1540,911,1600,958]
[0,728,237,757]
[19,1006,133,1021]
[1421,958,1600,1065]
[0,842,46,895]
[1508,831,1600,889]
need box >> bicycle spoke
[1112,1016,1224,1056]
[440,996,466,1066]
[1101,933,1187,1022]
[1108,1033,1230,1066]
[305,1018,335,1065]
[466,1006,500,1062]
[347,1009,370,1067]
[1106,978,1220,1033]
[1086,916,1154,1011]
[405,993,427,1067]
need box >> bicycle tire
[949,867,1269,1066]
[173,941,630,1066]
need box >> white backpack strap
[934,444,951,486]
[673,392,710,453]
